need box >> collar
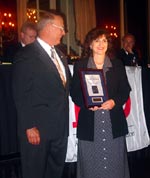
[103,55,112,68]
[37,37,53,57]
[89,55,112,68]
[20,42,25,47]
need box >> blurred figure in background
[3,20,37,62]
[117,33,142,66]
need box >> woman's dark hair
[81,28,111,58]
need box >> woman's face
[90,34,108,56]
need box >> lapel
[33,41,69,89]
[105,62,117,95]
[33,40,56,69]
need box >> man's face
[21,28,37,45]
[47,16,66,46]
[123,36,135,52]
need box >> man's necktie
[51,48,66,86]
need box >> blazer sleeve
[70,60,86,107]
[12,51,35,130]
[107,59,131,109]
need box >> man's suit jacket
[3,42,23,63]
[12,40,70,140]
[117,48,140,66]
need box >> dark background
[95,0,148,63]
[0,0,149,62]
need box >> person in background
[12,10,70,178]
[3,20,37,62]
[117,33,141,66]
[70,28,131,178]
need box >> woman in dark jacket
[70,28,131,178]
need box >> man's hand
[126,46,133,54]
[26,127,40,145]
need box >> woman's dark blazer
[12,40,70,140]
[70,58,131,141]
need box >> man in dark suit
[12,10,70,178]
[3,20,37,62]
[117,33,141,66]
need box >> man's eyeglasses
[51,23,65,33]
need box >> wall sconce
[0,12,16,56]
[105,25,118,38]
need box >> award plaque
[79,68,108,108]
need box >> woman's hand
[100,99,115,110]
[89,99,115,111]
[89,106,101,111]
